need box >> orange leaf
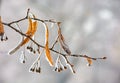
[0,16,4,36]
[9,16,38,55]
[43,22,54,66]
[25,17,32,35]
[21,17,37,46]
[86,58,92,66]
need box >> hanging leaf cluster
[0,9,106,74]
[9,15,37,55]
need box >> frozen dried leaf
[45,43,54,66]
[0,16,4,36]
[43,22,54,66]
[21,17,37,46]
[9,16,38,55]
[57,22,71,55]
[86,58,92,66]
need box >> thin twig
[71,54,107,60]
[51,35,59,49]
[8,17,27,25]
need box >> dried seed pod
[38,67,41,73]
[5,36,8,40]
[29,58,41,74]
[30,47,33,52]
[64,66,67,69]
[30,67,35,72]
[72,70,76,73]
[54,67,57,71]
[37,47,40,54]
[36,67,41,73]
[59,67,63,71]
[33,50,36,54]
[57,68,61,72]
[1,38,3,41]
[0,33,8,41]
[26,46,30,49]
[22,60,25,63]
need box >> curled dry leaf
[9,15,38,55]
[43,22,54,66]
[0,16,4,36]
[86,58,92,66]
[57,22,71,55]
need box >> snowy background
[0,0,120,83]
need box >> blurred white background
[0,0,120,83]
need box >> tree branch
[1,9,106,73]
[3,21,106,61]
